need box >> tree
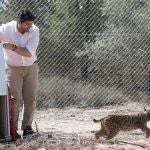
[86,0,150,95]
[1,0,106,79]
[74,0,107,80]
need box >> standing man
[0,9,39,139]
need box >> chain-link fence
[0,0,150,109]
[1,0,150,149]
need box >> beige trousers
[5,63,39,130]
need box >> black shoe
[16,131,21,139]
[23,126,35,137]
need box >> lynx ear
[144,107,147,112]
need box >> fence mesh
[0,0,150,109]
[1,0,150,149]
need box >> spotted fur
[93,109,150,140]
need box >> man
[0,9,39,139]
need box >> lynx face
[93,110,150,140]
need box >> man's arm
[3,28,39,57]
[25,28,39,56]
[3,43,32,57]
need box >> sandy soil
[0,103,150,150]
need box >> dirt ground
[0,103,150,150]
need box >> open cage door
[0,44,15,142]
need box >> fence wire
[0,0,150,109]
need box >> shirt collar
[14,21,30,36]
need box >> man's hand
[3,43,13,50]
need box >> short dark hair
[16,9,36,23]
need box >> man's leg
[22,63,38,130]
[5,66,23,130]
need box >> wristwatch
[12,44,17,51]
[3,43,6,48]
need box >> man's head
[16,9,36,34]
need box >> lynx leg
[105,127,119,140]
[94,121,107,140]
[141,126,150,138]
[95,128,106,139]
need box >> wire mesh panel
[0,0,150,109]
[1,0,150,149]
[1,0,150,148]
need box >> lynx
[93,108,150,140]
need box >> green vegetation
[0,0,150,108]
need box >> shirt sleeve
[26,28,39,55]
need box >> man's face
[18,21,33,33]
